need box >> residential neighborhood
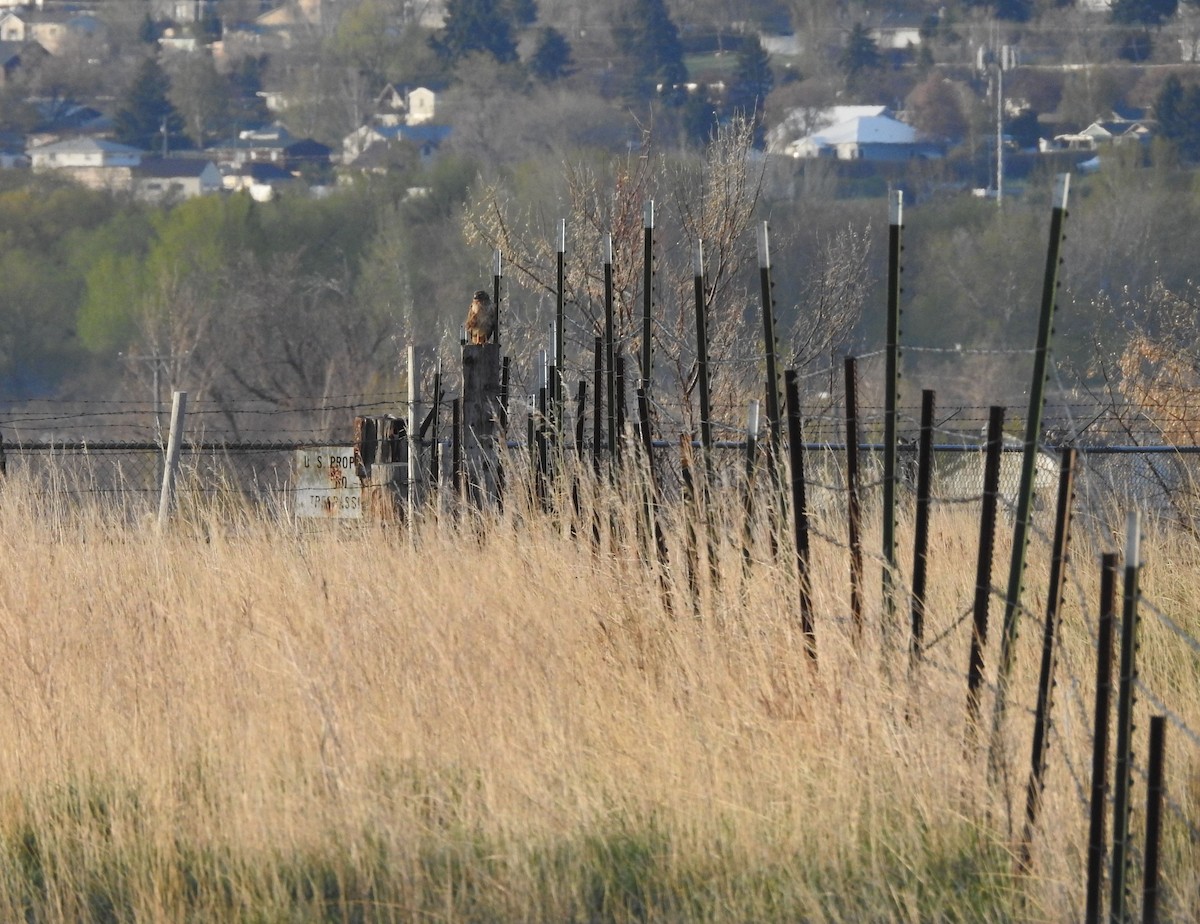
[0,0,1191,201]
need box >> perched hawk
[465,289,495,345]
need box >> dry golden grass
[0,461,1195,922]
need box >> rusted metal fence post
[758,222,782,453]
[407,344,420,513]
[1085,553,1118,924]
[1018,446,1077,875]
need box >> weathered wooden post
[461,340,502,505]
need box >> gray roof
[134,157,218,178]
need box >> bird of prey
[465,289,495,345]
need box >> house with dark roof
[342,122,451,164]
[224,160,296,200]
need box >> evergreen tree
[529,27,574,81]
[1155,75,1200,160]
[724,37,773,147]
[1110,0,1178,26]
[613,0,688,104]
[838,23,881,88]
[431,0,518,65]
[113,57,187,151]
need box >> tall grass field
[0,462,1196,922]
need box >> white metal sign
[294,447,361,518]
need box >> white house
[30,137,143,170]
[768,104,888,155]
[406,87,436,125]
[29,137,144,190]
[789,114,941,161]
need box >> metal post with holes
[694,241,713,471]
[603,233,616,461]
[758,222,782,453]
[556,221,565,439]
[492,248,502,345]
[786,370,816,663]
[742,399,759,577]
[1110,512,1141,924]
[1142,715,1166,924]
[642,202,653,390]
[910,389,935,666]
[992,174,1071,769]
[1018,446,1077,875]
[883,190,903,626]
[1085,553,1118,924]
[967,406,1006,744]
[844,357,864,638]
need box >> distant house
[788,114,941,161]
[29,137,144,190]
[133,157,223,201]
[1053,118,1154,151]
[767,104,888,155]
[372,84,438,127]
[283,137,331,175]
[205,123,300,168]
[224,160,296,200]
[3,9,100,55]
[342,122,451,163]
